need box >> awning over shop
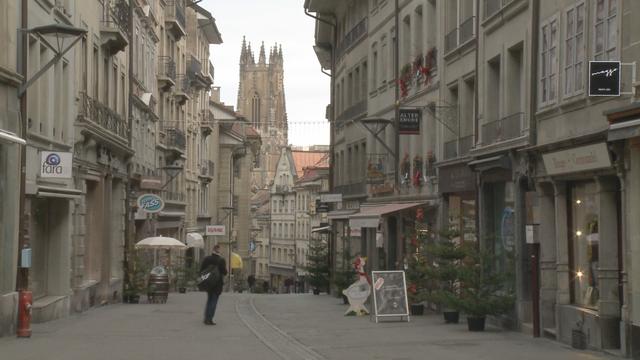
[327,209,358,220]
[36,185,83,199]
[609,118,640,141]
[186,232,204,249]
[311,225,331,233]
[349,201,428,228]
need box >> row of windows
[271,221,311,239]
[272,247,308,266]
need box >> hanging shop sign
[315,200,330,213]
[589,61,621,96]
[438,164,476,194]
[398,109,421,135]
[40,151,72,178]
[205,225,226,236]
[136,193,165,213]
[542,142,612,176]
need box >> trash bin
[148,266,169,304]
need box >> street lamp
[16,22,87,291]
[160,163,184,190]
[356,117,398,189]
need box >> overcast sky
[201,0,330,147]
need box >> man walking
[200,244,227,325]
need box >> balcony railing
[459,135,474,155]
[165,0,186,30]
[101,0,130,35]
[199,160,215,177]
[77,91,129,140]
[444,139,458,160]
[334,182,366,197]
[158,56,176,81]
[163,127,186,151]
[336,100,367,122]
[444,134,474,160]
[187,55,202,78]
[459,16,475,44]
[445,28,458,54]
[162,190,185,203]
[336,18,368,59]
[485,0,515,19]
[209,61,215,81]
[481,112,524,145]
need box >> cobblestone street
[0,293,616,360]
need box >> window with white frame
[539,16,558,106]
[594,0,617,61]
[564,2,585,97]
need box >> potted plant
[448,242,515,331]
[405,208,431,315]
[307,237,329,295]
[425,229,466,323]
[123,252,151,304]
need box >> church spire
[258,41,266,65]
[240,36,248,65]
[247,42,255,64]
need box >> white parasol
[135,236,187,249]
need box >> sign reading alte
[399,109,421,135]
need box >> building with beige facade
[306,0,640,355]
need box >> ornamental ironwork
[77,91,129,140]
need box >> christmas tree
[307,237,329,294]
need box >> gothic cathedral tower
[237,37,288,191]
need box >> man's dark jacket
[200,253,228,295]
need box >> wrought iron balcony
[161,190,186,203]
[444,139,459,160]
[336,100,367,122]
[173,74,191,105]
[157,56,176,91]
[334,182,366,197]
[336,18,367,59]
[481,112,524,145]
[459,16,475,44]
[199,160,215,179]
[445,28,458,54]
[200,109,215,136]
[459,135,474,155]
[76,91,129,147]
[100,0,129,55]
[165,0,186,39]
[162,127,186,153]
[444,134,474,160]
[187,55,210,89]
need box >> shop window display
[447,194,476,243]
[569,182,599,309]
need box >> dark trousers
[204,292,220,321]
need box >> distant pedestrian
[247,275,256,293]
[199,244,227,325]
[262,281,269,294]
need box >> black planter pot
[178,287,187,294]
[410,304,424,315]
[467,316,486,331]
[571,329,587,349]
[342,294,349,304]
[313,288,320,295]
[443,311,460,324]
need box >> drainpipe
[394,0,400,193]
[16,0,28,291]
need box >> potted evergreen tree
[449,242,515,331]
[405,208,431,315]
[307,237,329,295]
[425,229,466,323]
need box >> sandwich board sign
[371,270,410,323]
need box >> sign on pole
[371,270,410,323]
[589,61,621,96]
[206,225,226,236]
[398,109,421,135]
[320,193,342,203]
[136,193,165,213]
[40,151,73,178]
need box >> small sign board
[320,193,342,203]
[136,193,165,213]
[40,151,73,178]
[371,270,410,322]
[399,109,421,135]
[249,240,256,253]
[315,200,329,213]
[589,61,621,96]
[206,225,226,236]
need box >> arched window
[251,93,260,128]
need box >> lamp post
[219,206,234,291]
[16,20,87,291]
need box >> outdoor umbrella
[135,236,187,266]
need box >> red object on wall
[17,290,32,338]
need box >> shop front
[438,163,477,243]
[537,141,623,350]
[0,131,25,336]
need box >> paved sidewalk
[252,293,616,360]
[0,292,619,360]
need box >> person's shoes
[204,320,214,325]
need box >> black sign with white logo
[315,200,329,213]
[399,109,421,135]
[589,61,621,96]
